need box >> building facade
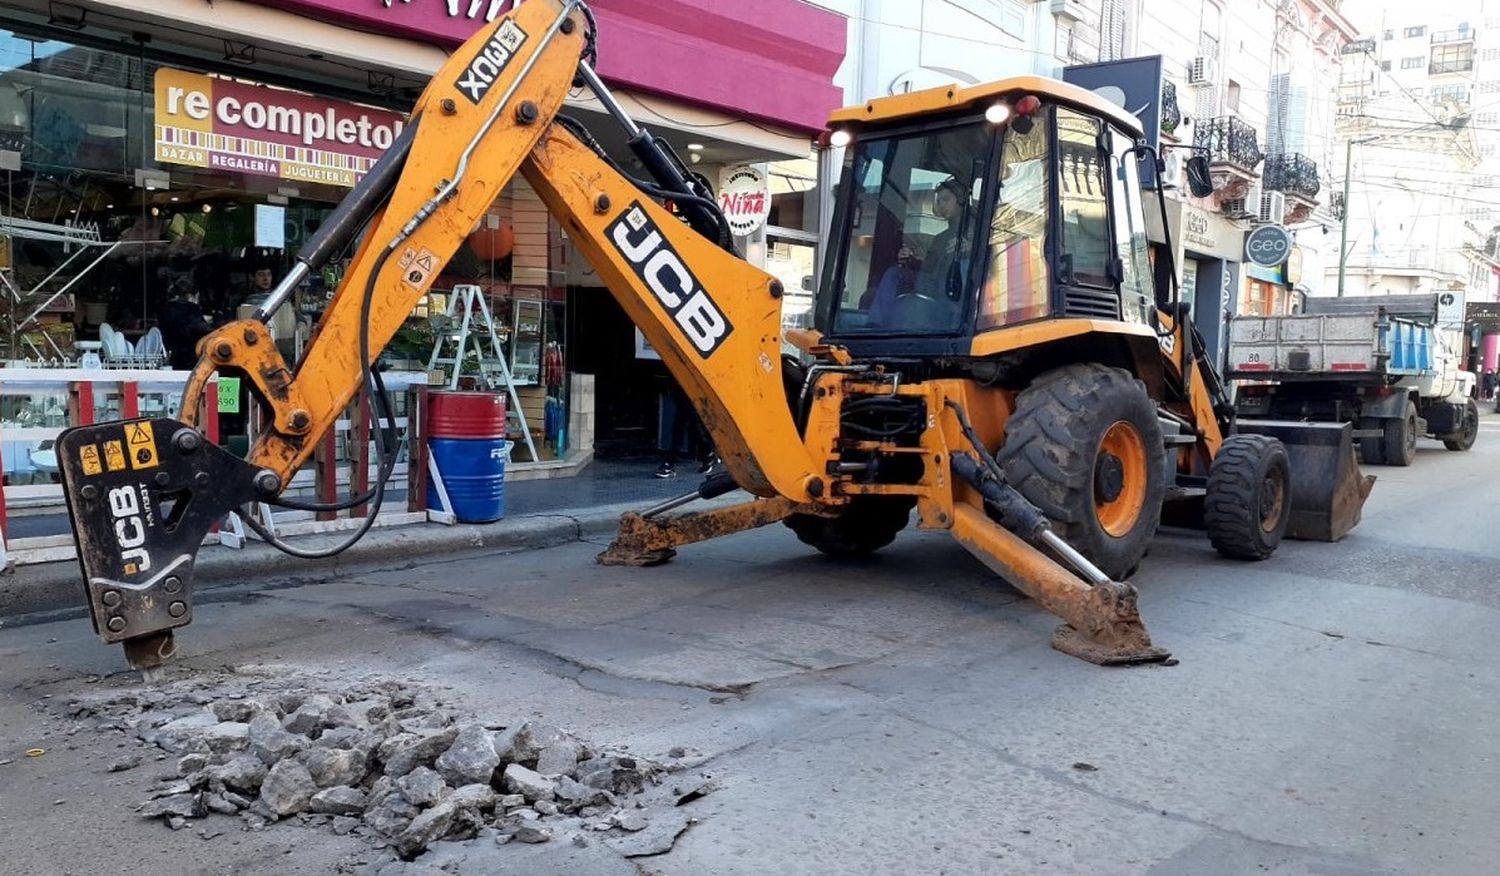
[1331,8,1494,302]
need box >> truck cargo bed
[1225,312,1432,382]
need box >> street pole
[1337,137,1354,298]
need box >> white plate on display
[99,323,117,358]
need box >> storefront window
[766,157,819,345]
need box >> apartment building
[1331,7,1499,302]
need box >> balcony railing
[1263,153,1321,201]
[1430,59,1475,75]
[1431,28,1475,44]
[1193,116,1264,173]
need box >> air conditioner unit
[1221,182,1261,219]
[1187,57,1216,86]
[1259,190,1286,224]
[1050,0,1087,22]
[1160,150,1186,189]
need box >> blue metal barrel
[426,437,508,523]
[425,390,508,523]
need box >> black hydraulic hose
[242,248,398,558]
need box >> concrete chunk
[398,766,449,807]
[435,724,500,787]
[309,785,367,816]
[259,759,316,817]
[382,726,458,778]
[502,764,557,802]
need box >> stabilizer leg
[949,504,1169,665]
[598,496,809,566]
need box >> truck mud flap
[1235,420,1375,542]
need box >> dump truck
[54,0,1373,671]
[1227,293,1479,466]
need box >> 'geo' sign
[153,68,407,189]
[718,165,771,237]
[1244,224,1292,268]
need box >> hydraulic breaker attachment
[1236,420,1375,541]
[56,418,271,669]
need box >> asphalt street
[4,415,1500,875]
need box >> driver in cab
[868,176,970,327]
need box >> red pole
[315,417,338,522]
[203,381,221,446]
[69,381,96,426]
[352,389,372,518]
[407,385,428,512]
[0,434,8,537]
[121,381,139,419]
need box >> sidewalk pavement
[0,456,732,620]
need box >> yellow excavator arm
[58,0,1182,671]
[55,0,825,667]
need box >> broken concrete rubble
[75,670,701,865]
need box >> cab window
[1055,108,1112,289]
[977,106,1051,330]
[1111,128,1155,325]
[828,123,991,334]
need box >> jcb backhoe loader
[55,0,1373,671]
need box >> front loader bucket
[1236,420,1375,542]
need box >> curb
[0,499,654,621]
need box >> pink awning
[258,0,846,133]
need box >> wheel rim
[1095,420,1148,538]
[1258,469,1287,534]
[1405,414,1418,457]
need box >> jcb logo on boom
[453,19,527,105]
[107,485,153,575]
[607,203,734,357]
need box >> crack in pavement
[1178,596,1459,664]
[252,587,760,700]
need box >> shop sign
[1183,207,1217,253]
[1438,290,1466,328]
[1286,245,1304,285]
[1245,224,1292,268]
[718,165,770,237]
[153,67,406,189]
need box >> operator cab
[817,79,1160,359]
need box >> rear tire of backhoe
[1442,399,1479,451]
[1203,434,1291,561]
[998,364,1166,581]
[785,496,916,558]
[1382,400,1418,467]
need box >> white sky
[1341,0,1487,33]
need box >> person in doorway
[251,264,276,296]
[1483,369,1497,402]
[157,279,213,371]
[655,383,717,478]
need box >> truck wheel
[998,363,1166,581]
[1357,418,1383,465]
[1442,399,1479,451]
[785,496,915,558]
[1204,434,1291,560]
[1381,399,1418,466]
